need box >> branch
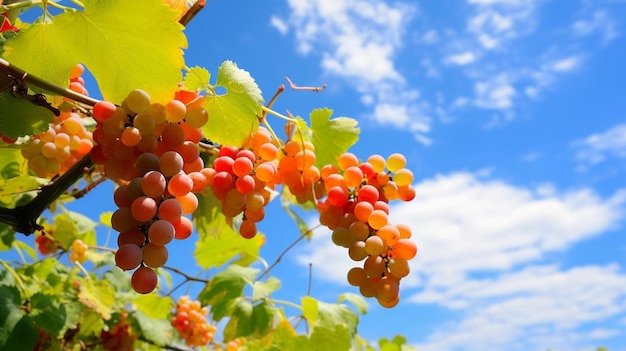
[178,0,206,27]
[0,154,93,234]
[0,58,100,106]
[285,76,327,92]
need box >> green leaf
[202,60,264,146]
[316,299,358,332]
[133,294,174,319]
[132,310,174,347]
[194,190,263,269]
[65,209,98,235]
[183,66,211,92]
[301,296,319,330]
[0,223,14,251]
[198,265,258,321]
[3,0,187,103]
[77,279,115,320]
[0,285,38,351]
[252,277,280,301]
[337,292,368,315]
[0,91,54,139]
[53,212,79,249]
[223,300,275,341]
[0,175,46,205]
[29,292,67,338]
[310,108,360,168]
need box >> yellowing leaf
[4,0,187,103]
[310,108,360,168]
[202,61,264,146]
[78,279,115,320]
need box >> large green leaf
[77,279,115,320]
[132,310,174,347]
[0,90,53,139]
[0,286,38,351]
[310,108,360,168]
[194,190,263,269]
[3,0,187,103]
[223,300,275,341]
[29,292,67,338]
[198,265,258,321]
[0,175,46,205]
[202,60,264,146]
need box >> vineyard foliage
[0,1,419,350]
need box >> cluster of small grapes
[275,139,323,204]
[90,89,209,294]
[34,224,58,255]
[69,239,88,263]
[210,127,280,238]
[171,296,217,347]
[21,64,94,177]
[101,311,138,351]
[317,152,418,307]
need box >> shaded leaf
[132,310,174,347]
[337,292,368,315]
[198,265,258,321]
[0,90,53,139]
[29,292,67,338]
[252,277,280,301]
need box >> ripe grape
[115,243,143,271]
[131,266,158,294]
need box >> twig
[162,265,209,284]
[0,58,100,106]
[285,77,326,92]
[256,226,318,281]
[178,0,206,26]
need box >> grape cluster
[21,64,94,177]
[275,139,323,205]
[210,127,281,238]
[318,152,418,307]
[91,89,209,294]
[101,311,138,351]
[34,224,58,256]
[171,295,217,346]
[69,239,88,263]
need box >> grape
[388,258,410,278]
[343,166,364,188]
[348,241,368,261]
[142,242,169,268]
[168,172,193,197]
[121,127,141,147]
[141,170,166,198]
[177,193,199,214]
[115,243,143,270]
[376,275,400,304]
[235,174,255,194]
[158,198,183,222]
[239,219,257,239]
[386,153,406,172]
[125,89,151,113]
[331,227,351,248]
[347,267,367,286]
[172,216,193,240]
[131,266,158,294]
[93,101,117,123]
[161,123,185,148]
[368,209,388,230]
[393,168,414,187]
[148,220,175,246]
[184,106,208,128]
[391,239,417,260]
[338,152,358,170]
[160,151,184,177]
[363,255,386,277]
[165,99,187,123]
[131,196,158,222]
[111,207,140,232]
[232,157,253,177]
[377,224,400,246]
[364,235,386,256]
[117,228,146,247]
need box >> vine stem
[0,58,101,106]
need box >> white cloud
[474,74,516,109]
[572,10,620,44]
[551,56,581,72]
[573,123,626,166]
[269,16,288,35]
[444,52,477,66]
[273,0,430,142]
[296,171,626,350]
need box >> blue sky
[4,0,626,350]
[178,0,626,350]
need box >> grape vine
[0,1,420,350]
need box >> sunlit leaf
[337,292,368,315]
[77,279,115,320]
[252,277,280,301]
[183,66,211,92]
[202,60,264,147]
[310,108,359,168]
[4,0,187,103]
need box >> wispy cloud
[572,10,620,45]
[296,171,626,350]
[573,123,626,167]
[272,0,432,143]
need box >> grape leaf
[202,60,264,147]
[132,310,174,347]
[77,279,115,320]
[223,300,274,341]
[3,0,186,103]
[183,66,211,92]
[310,108,360,168]
[337,292,368,315]
[252,277,280,301]
[198,265,258,321]
[0,90,53,139]
[0,175,46,204]
[133,294,174,319]
[194,190,263,269]
[29,292,67,338]
[0,286,38,351]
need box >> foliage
[0,1,418,350]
